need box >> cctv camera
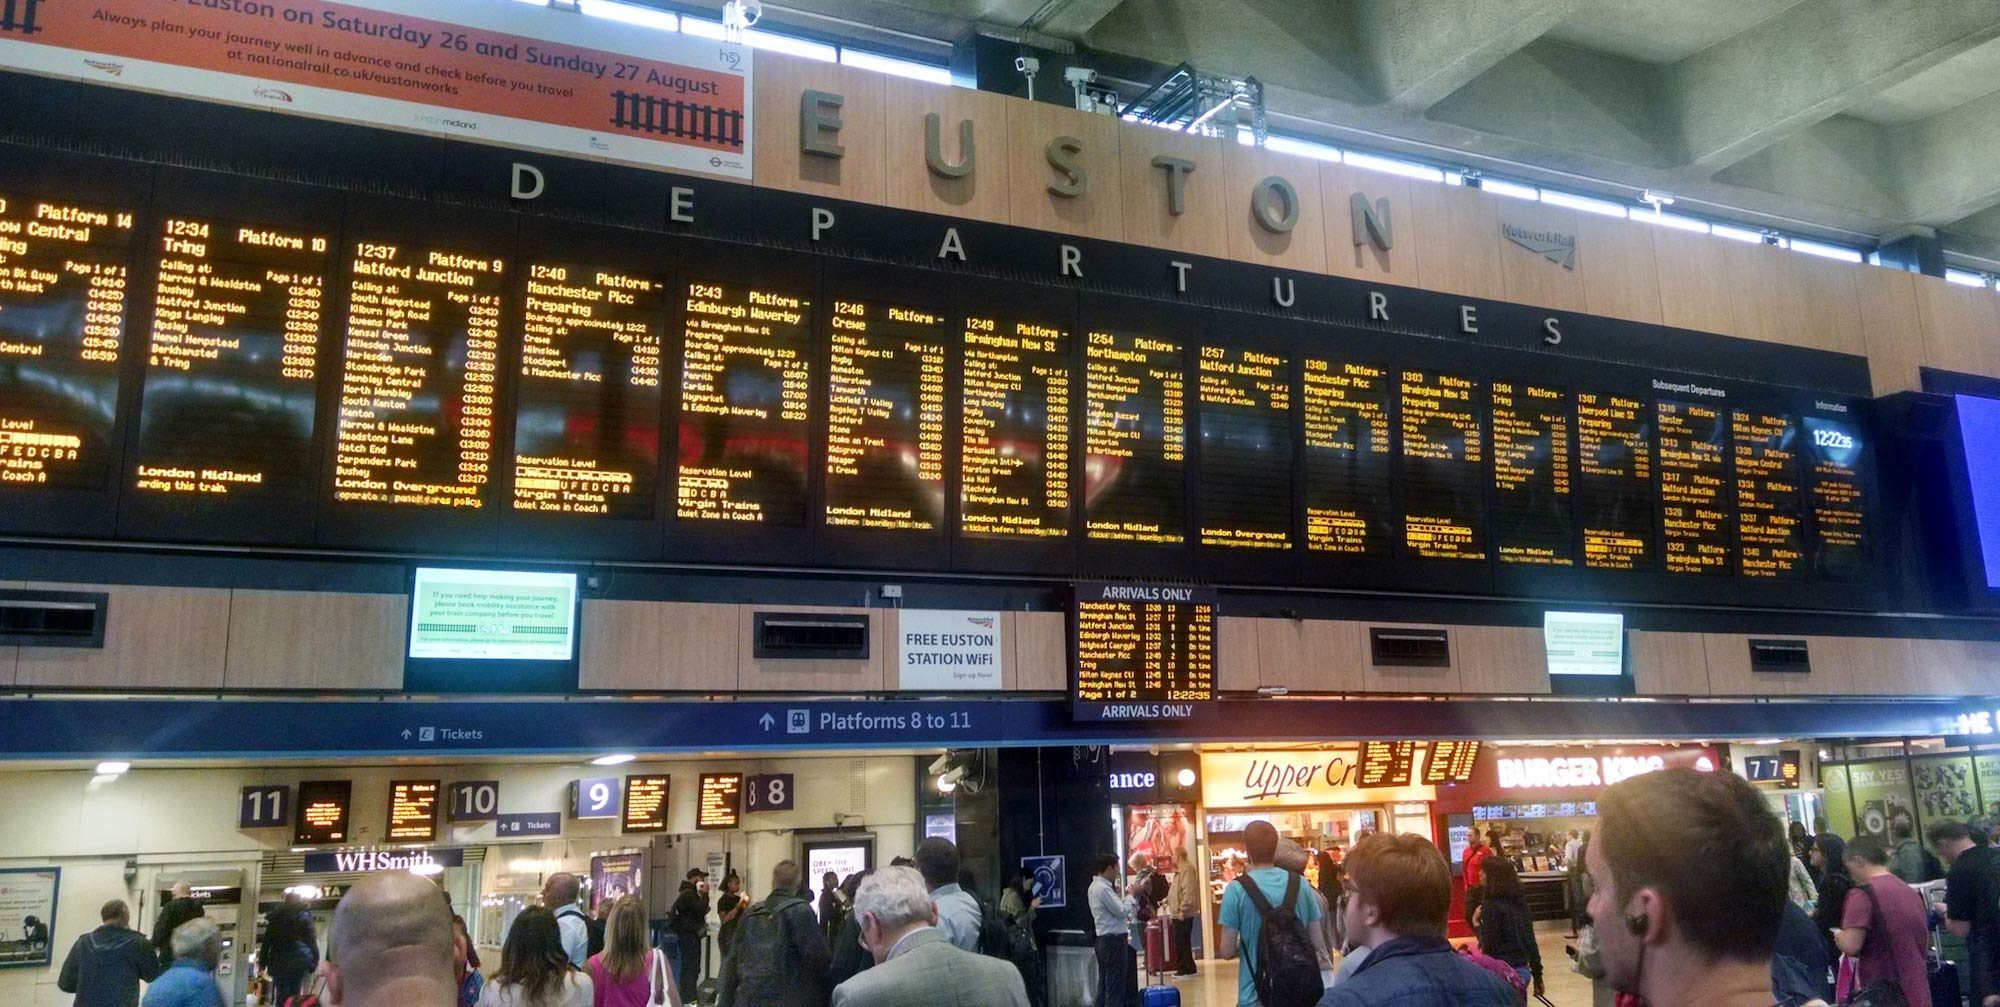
[928,753,952,775]
[1015,56,1039,75]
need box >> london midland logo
[0,0,43,34]
[1503,222,1578,270]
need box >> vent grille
[1369,627,1451,668]
[1748,638,1811,674]
[0,590,108,647]
[753,613,870,660]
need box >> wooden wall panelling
[1407,183,1505,300]
[1118,127,1231,259]
[1905,638,2000,697]
[1493,201,1585,313]
[1575,215,1664,324]
[1627,630,1712,696]
[1252,618,1366,693]
[1782,254,1867,357]
[1223,144,1327,273]
[1320,162,1419,283]
[223,591,404,691]
[1361,622,1464,694]
[1914,274,2000,379]
[1725,242,1866,356]
[1854,267,1927,394]
[1651,228,1741,338]
[579,600,739,692]
[1005,100,1125,241]
[1218,616,1262,692]
[15,583,229,690]
[751,53,888,205]
[1455,625,1552,695]
[1013,611,1066,692]
[738,605,888,692]
[880,75,1013,224]
[1701,633,1878,697]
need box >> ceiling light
[1176,768,1197,787]
[95,761,130,776]
[591,754,636,766]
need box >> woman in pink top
[587,896,679,1007]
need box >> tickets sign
[0,0,750,177]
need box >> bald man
[322,872,456,1007]
[151,881,205,967]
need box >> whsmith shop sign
[302,847,464,873]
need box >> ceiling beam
[1023,0,1126,38]
[1669,0,2000,171]
[1892,90,2000,227]
[1355,0,1583,110]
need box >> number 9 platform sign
[744,773,794,813]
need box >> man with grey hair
[543,871,590,967]
[321,872,456,1007]
[140,917,225,1007]
[831,866,1030,1007]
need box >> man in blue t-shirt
[1218,820,1322,1007]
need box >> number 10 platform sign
[0,0,751,178]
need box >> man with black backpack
[1217,821,1324,1007]
[718,860,830,1007]
[544,872,599,967]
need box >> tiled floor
[1147,922,1601,1007]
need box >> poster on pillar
[0,867,57,968]
[590,852,644,911]
[0,0,751,178]
[896,610,1005,691]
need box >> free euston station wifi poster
[404,568,580,693]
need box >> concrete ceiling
[762,0,2000,259]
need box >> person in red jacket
[1462,831,1496,927]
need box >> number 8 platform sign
[745,773,794,812]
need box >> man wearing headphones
[1585,768,1788,1007]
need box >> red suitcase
[1145,918,1170,977]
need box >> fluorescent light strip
[1343,151,1444,183]
[1946,268,1989,288]
[1540,189,1628,218]
[1711,224,1765,244]
[1481,178,1540,202]
[1788,239,1862,264]
[1263,134,1343,164]
[679,16,725,39]
[1629,211,1710,234]
[579,0,676,31]
[747,28,836,61]
[839,49,951,84]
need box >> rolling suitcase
[1929,959,1962,1007]
[1140,985,1181,1007]
[1140,919,1180,1007]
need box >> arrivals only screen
[406,568,579,661]
[1071,581,1215,721]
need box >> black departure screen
[1072,581,1215,720]
[0,193,135,492]
[676,280,813,526]
[130,216,329,502]
[1302,358,1393,556]
[1656,399,1732,575]
[1198,345,1291,549]
[511,262,663,519]
[1734,409,1804,578]
[1576,392,1653,571]
[331,241,504,510]
[961,311,1072,539]
[1490,381,1572,566]
[1803,410,1866,579]
[823,298,947,532]
[1398,369,1485,561]
[1085,329,1185,545]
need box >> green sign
[408,568,578,661]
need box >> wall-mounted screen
[404,568,580,693]
[1957,394,2000,592]
[293,779,352,846]
[1544,611,1625,677]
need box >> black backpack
[971,892,1015,961]
[558,907,606,957]
[1236,872,1324,1007]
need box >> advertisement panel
[0,0,750,177]
[591,852,644,911]
[0,868,58,968]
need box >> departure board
[1357,741,1418,787]
[1576,393,1653,571]
[1399,370,1485,560]
[331,242,504,509]
[293,780,352,846]
[1422,741,1482,784]
[823,299,947,532]
[1491,382,1572,566]
[1085,330,1186,544]
[0,193,135,491]
[1199,346,1291,549]
[696,773,743,830]
[386,779,441,842]
[1072,582,1214,721]
[1657,399,1732,575]
[1302,358,1393,556]
[621,774,670,834]
[1733,409,1804,578]
[511,263,663,519]
[131,216,328,501]
[1803,411,1867,579]
[677,280,813,526]
[960,312,1071,539]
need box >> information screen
[1399,370,1485,560]
[1802,412,1866,579]
[407,567,579,661]
[960,311,1071,539]
[1302,358,1393,556]
[1733,409,1805,578]
[1544,610,1625,676]
[0,193,136,491]
[696,772,743,830]
[1072,582,1214,720]
[1085,329,1185,544]
[130,215,329,503]
[386,779,441,842]
[621,774,670,834]
[331,241,504,510]
[824,298,947,533]
[1656,399,1732,575]
[677,280,813,526]
[511,262,663,519]
[1956,394,2000,592]
[1356,741,1418,787]
[1422,741,1482,784]
[1198,346,1292,549]
[1576,392,1654,571]
[293,779,352,846]
[1491,382,1572,566]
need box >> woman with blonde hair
[587,896,677,1007]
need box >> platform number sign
[574,777,620,819]
[239,785,289,829]
[745,773,795,812]
[448,781,500,823]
